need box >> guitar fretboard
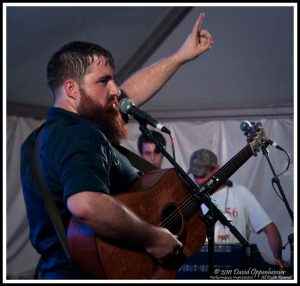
[160,144,254,231]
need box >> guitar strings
[159,194,199,229]
[216,146,253,185]
[159,145,253,231]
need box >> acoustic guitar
[67,122,267,279]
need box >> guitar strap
[33,126,71,260]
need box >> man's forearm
[67,191,182,261]
[263,223,283,260]
[120,52,183,107]
[120,12,213,107]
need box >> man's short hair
[137,131,166,155]
[189,148,218,177]
[47,41,114,93]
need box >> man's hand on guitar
[144,226,183,264]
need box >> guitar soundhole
[161,204,182,235]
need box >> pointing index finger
[193,12,205,34]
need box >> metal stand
[261,144,294,269]
[138,124,249,277]
[261,145,293,222]
[201,212,215,278]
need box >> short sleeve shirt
[20,107,139,254]
[201,184,272,243]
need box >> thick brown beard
[77,88,128,144]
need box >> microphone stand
[261,142,294,269]
[261,143,293,222]
[138,124,249,277]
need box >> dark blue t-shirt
[20,107,139,258]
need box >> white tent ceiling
[5,4,295,120]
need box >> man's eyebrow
[96,75,114,81]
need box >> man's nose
[150,153,156,161]
[109,81,121,97]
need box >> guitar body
[68,168,207,279]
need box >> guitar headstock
[245,122,268,156]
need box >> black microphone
[240,120,284,151]
[118,98,171,135]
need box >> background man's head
[189,148,219,185]
[138,131,166,168]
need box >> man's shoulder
[231,183,252,195]
[232,182,246,189]
[45,119,110,153]
[21,123,45,152]
[46,118,104,138]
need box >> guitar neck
[200,144,254,196]
[165,144,255,225]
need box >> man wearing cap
[189,148,289,269]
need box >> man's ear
[64,79,79,101]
